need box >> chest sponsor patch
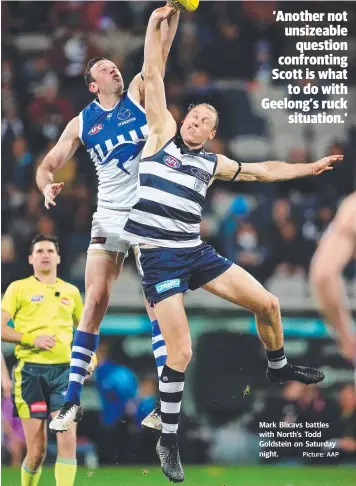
[88,124,103,136]
[164,155,181,169]
[191,167,210,182]
[61,297,71,306]
[31,295,44,303]
[30,401,48,413]
[155,279,181,294]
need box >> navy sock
[160,365,185,434]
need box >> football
[168,0,200,12]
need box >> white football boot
[49,402,83,433]
[141,401,162,431]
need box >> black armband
[231,161,242,181]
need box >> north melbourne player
[310,192,356,368]
[36,5,180,434]
[121,9,344,482]
[1,234,93,486]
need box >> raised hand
[151,4,178,24]
[43,182,64,209]
[311,155,344,176]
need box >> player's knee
[259,293,280,317]
[269,294,280,313]
[176,341,193,367]
[181,345,193,365]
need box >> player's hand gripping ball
[168,0,199,12]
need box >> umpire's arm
[1,309,23,344]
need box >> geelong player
[36,5,179,433]
[310,192,356,366]
[121,9,344,482]
[1,234,94,486]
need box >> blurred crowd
[2,1,356,290]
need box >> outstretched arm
[214,154,344,183]
[310,193,356,363]
[141,6,178,158]
[129,7,180,103]
[36,117,80,208]
[160,9,180,77]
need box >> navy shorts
[137,242,233,306]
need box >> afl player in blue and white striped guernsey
[122,7,343,483]
[40,4,181,436]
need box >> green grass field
[2,466,356,486]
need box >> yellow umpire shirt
[1,276,83,365]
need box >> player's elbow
[37,155,53,176]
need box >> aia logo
[61,297,70,306]
[88,124,103,136]
[164,156,181,169]
[31,295,44,303]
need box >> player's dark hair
[187,103,220,130]
[84,57,106,87]
[30,234,59,254]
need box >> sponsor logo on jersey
[117,117,136,127]
[61,297,71,306]
[164,156,181,169]
[106,113,113,120]
[31,295,44,302]
[155,279,181,294]
[191,167,210,182]
[30,401,48,413]
[88,124,104,135]
[117,107,131,121]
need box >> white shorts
[89,207,132,254]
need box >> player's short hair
[187,103,220,130]
[30,234,59,254]
[84,57,107,87]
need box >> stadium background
[2,1,356,485]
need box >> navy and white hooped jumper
[122,135,233,305]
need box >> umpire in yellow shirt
[1,233,95,486]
